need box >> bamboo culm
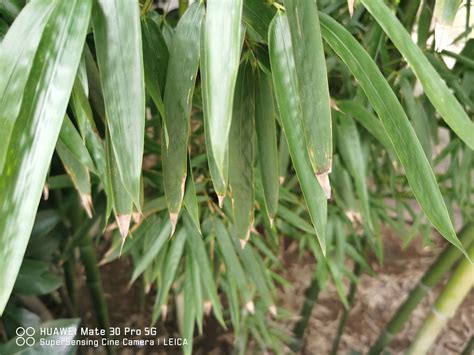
[407,243,474,354]
[369,223,474,354]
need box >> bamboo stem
[79,234,116,355]
[369,223,474,354]
[407,243,474,354]
[290,274,320,352]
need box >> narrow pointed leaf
[202,0,244,179]
[0,0,92,314]
[229,62,255,241]
[269,12,327,254]
[152,229,187,324]
[336,112,373,233]
[131,218,172,283]
[360,0,474,149]
[163,2,204,217]
[0,0,54,171]
[141,16,169,122]
[284,0,332,179]
[183,214,225,327]
[319,13,467,257]
[183,161,201,232]
[255,69,279,220]
[93,0,145,208]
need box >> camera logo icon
[15,327,35,347]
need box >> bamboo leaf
[255,69,279,221]
[183,160,201,233]
[284,0,333,197]
[0,0,92,314]
[141,16,168,124]
[202,0,244,180]
[335,112,373,233]
[319,13,468,258]
[152,228,187,325]
[163,2,204,221]
[360,0,474,149]
[229,61,255,243]
[93,0,145,208]
[269,11,327,254]
[131,217,172,284]
[183,213,225,327]
[0,0,54,171]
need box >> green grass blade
[269,12,327,254]
[163,2,204,222]
[255,69,279,221]
[93,0,145,208]
[360,0,474,149]
[202,0,244,180]
[319,13,468,258]
[284,0,332,194]
[229,62,255,243]
[0,0,54,171]
[0,0,92,314]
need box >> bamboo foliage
[0,0,473,353]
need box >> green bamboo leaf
[152,228,187,325]
[229,61,255,243]
[187,245,203,334]
[319,13,468,258]
[131,217,172,284]
[336,100,396,158]
[278,129,290,184]
[214,218,252,303]
[284,0,333,197]
[183,213,225,327]
[106,131,133,240]
[183,259,196,355]
[399,77,433,161]
[141,16,168,124]
[255,69,279,222]
[0,19,8,40]
[59,115,95,173]
[93,0,145,208]
[0,0,92,315]
[183,160,201,233]
[202,0,244,180]
[163,2,204,225]
[242,0,276,41]
[335,111,373,233]
[0,0,21,23]
[360,0,474,149]
[0,0,54,171]
[269,11,327,254]
[56,140,92,218]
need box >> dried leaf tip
[316,171,331,199]
[132,212,142,224]
[43,184,49,201]
[245,301,255,315]
[239,230,251,250]
[80,193,93,218]
[169,212,179,236]
[161,304,168,321]
[203,300,212,316]
[348,0,355,17]
[117,214,132,256]
[217,194,225,208]
[269,216,275,228]
[269,304,277,317]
